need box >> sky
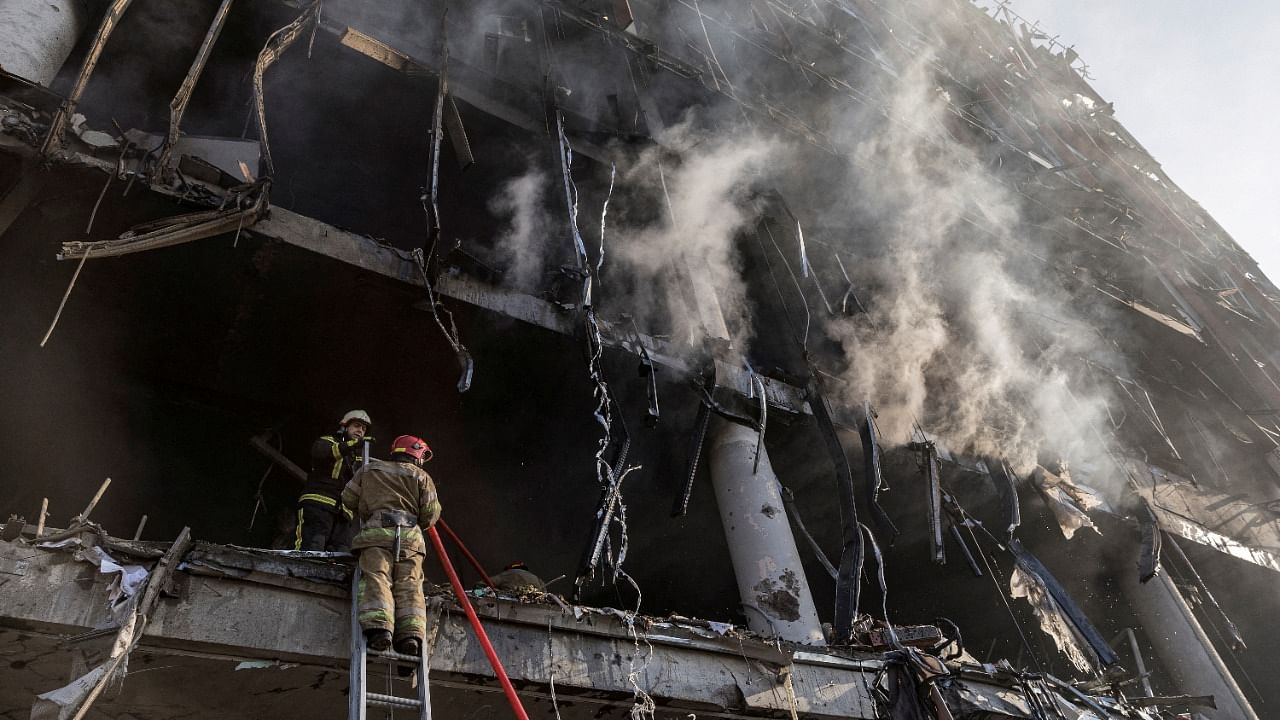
[1004,0,1280,282]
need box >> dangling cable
[414,5,473,393]
[252,1,322,176]
[555,110,637,596]
[751,373,768,474]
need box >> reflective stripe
[293,508,304,550]
[325,437,343,480]
[359,610,393,625]
[300,493,337,507]
[356,527,423,542]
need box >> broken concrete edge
[0,532,1154,720]
[10,527,883,719]
[2,523,831,664]
[0,525,1055,675]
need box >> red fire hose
[437,518,496,589]
[427,525,530,720]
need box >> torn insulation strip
[778,483,837,580]
[751,373,767,474]
[947,522,983,577]
[156,0,234,180]
[1137,498,1162,583]
[1009,540,1119,672]
[252,1,321,176]
[987,459,1022,540]
[416,17,474,394]
[860,404,900,542]
[1031,464,1102,540]
[912,437,945,565]
[809,383,863,641]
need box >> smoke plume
[470,1,1121,479]
[611,120,779,351]
[820,53,1116,474]
[490,169,551,292]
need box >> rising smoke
[490,168,551,293]
[487,115,779,352]
[468,0,1120,479]
[610,121,779,351]
[821,52,1117,473]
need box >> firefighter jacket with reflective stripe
[341,459,441,555]
[299,433,368,511]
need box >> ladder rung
[368,649,421,665]
[366,692,422,709]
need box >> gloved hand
[340,436,374,460]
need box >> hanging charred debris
[2,0,1279,719]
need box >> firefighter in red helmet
[294,410,373,551]
[341,434,441,656]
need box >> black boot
[393,637,422,677]
[364,629,392,652]
[394,637,421,657]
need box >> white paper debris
[234,660,297,671]
[706,621,734,636]
[74,545,149,607]
[30,665,107,720]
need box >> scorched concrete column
[708,416,825,645]
[0,0,88,86]
[1122,571,1259,720]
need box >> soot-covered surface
[0,165,750,620]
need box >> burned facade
[1,0,1278,719]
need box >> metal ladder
[349,567,432,720]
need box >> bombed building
[1,0,1278,718]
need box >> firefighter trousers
[294,502,351,551]
[357,546,427,642]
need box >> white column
[0,0,88,86]
[708,417,825,645]
[1122,571,1259,720]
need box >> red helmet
[391,435,433,462]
